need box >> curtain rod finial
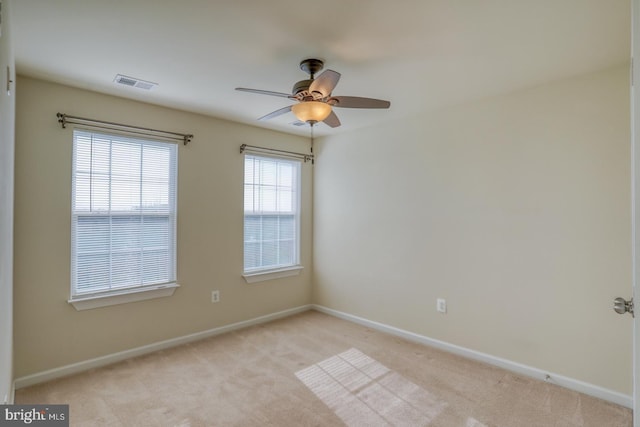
[57,112,67,128]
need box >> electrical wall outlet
[211,290,220,303]
[437,298,447,313]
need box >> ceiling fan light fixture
[291,101,332,123]
[236,59,390,128]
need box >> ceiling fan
[236,58,390,128]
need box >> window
[243,154,301,280]
[70,130,178,309]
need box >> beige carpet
[15,310,631,426]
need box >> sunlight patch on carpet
[295,348,447,426]
[466,417,488,427]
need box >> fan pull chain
[310,123,315,165]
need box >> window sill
[242,266,303,284]
[68,283,179,311]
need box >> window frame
[68,129,179,310]
[242,153,303,283]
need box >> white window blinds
[71,130,178,297]
[244,154,301,272]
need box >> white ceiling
[12,0,630,137]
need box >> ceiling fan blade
[258,105,292,121]
[323,110,341,128]
[309,70,341,99]
[236,87,293,99]
[329,96,390,109]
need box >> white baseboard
[311,304,633,409]
[14,304,312,390]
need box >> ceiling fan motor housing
[293,59,326,98]
[292,79,312,96]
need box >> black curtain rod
[240,144,314,163]
[57,113,193,145]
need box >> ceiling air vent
[113,74,157,90]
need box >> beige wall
[313,65,632,394]
[0,0,15,403]
[13,76,313,378]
